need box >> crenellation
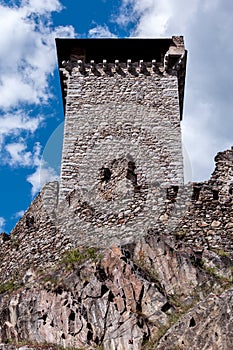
[60,60,172,76]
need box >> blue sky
[0,0,233,233]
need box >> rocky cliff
[0,148,232,350]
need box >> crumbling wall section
[173,148,233,257]
[0,182,71,284]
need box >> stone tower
[56,37,187,246]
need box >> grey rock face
[157,288,233,350]
[0,233,232,350]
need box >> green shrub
[211,248,229,257]
[0,280,20,294]
[62,247,102,269]
[174,230,187,239]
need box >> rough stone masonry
[55,37,187,245]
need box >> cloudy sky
[0,0,232,232]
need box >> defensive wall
[0,147,232,284]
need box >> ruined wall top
[56,36,187,119]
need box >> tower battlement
[56,36,187,119]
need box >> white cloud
[21,0,63,15]
[27,160,59,196]
[4,141,41,167]
[0,217,6,232]
[0,1,75,110]
[0,111,42,154]
[14,210,25,219]
[89,25,117,38]
[25,142,59,196]
[0,112,41,136]
[116,0,199,36]
[2,135,58,195]
[53,25,76,38]
[5,142,32,167]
